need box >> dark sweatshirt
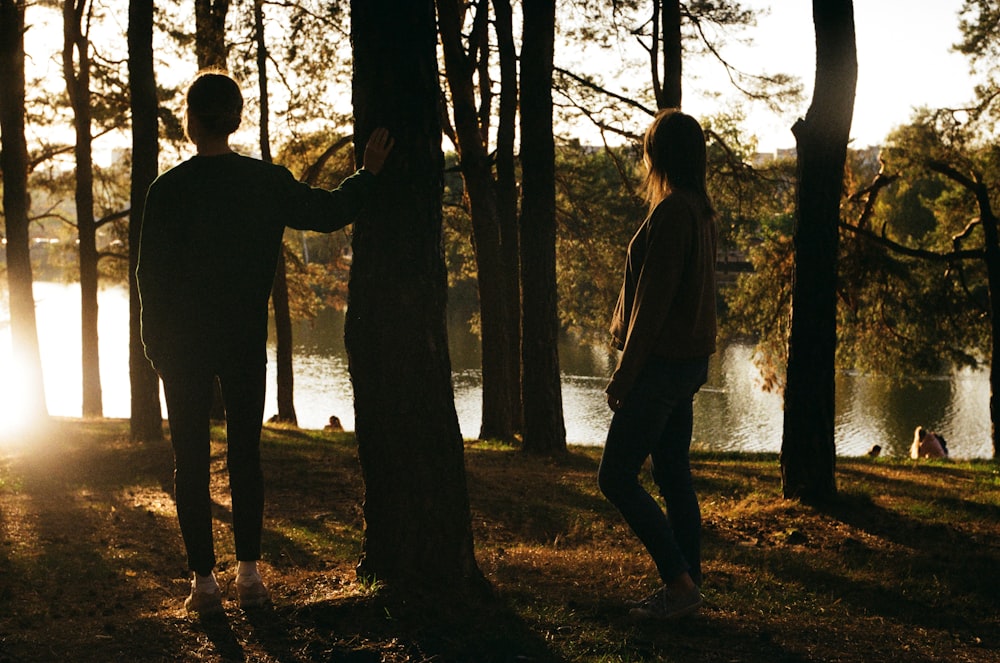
[606,190,718,401]
[136,152,374,370]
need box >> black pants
[598,357,708,586]
[160,358,267,576]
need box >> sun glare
[0,349,46,445]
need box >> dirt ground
[0,419,997,662]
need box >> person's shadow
[189,610,247,661]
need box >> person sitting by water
[324,415,343,432]
[910,426,948,459]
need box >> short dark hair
[186,71,243,137]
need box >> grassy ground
[0,419,997,662]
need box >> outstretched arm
[285,128,395,232]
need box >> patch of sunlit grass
[123,486,175,517]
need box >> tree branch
[95,208,129,229]
[838,221,983,262]
[300,134,353,186]
[848,165,899,232]
[553,66,656,117]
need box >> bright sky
[699,0,979,152]
[19,1,981,159]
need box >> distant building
[752,148,797,166]
[751,144,880,169]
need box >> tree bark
[253,0,297,425]
[654,0,682,109]
[493,0,523,432]
[348,0,487,595]
[519,0,566,455]
[983,210,1000,460]
[271,251,297,424]
[438,0,517,441]
[0,0,48,425]
[127,0,163,441]
[781,0,857,501]
[194,0,229,70]
[63,0,103,418]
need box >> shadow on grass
[232,591,563,663]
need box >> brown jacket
[606,191,718,401]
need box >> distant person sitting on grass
[136,70,393,616]
[910,426,948,460]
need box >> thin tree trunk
[253,0,297,425]
[271,251,297,424]
[128,0,163,440]
[654,0,682,109]
[781,0,857,501]
[985,216,1000,459]
[0,0,48,425]
[493,0,522,432]
[519,0,566,455]
[63,0,102,418]
[348,0,487,595]
[195,0,229,70]
[438,0,515,441]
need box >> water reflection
[0,282,992,459]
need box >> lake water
[0,282,993,459]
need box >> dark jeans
[598,356,708,586]
[160,358,267,576]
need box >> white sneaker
[236,573,270,609]
[184,586,223,615]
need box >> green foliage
[716,143,798,388]
[728,112,999,391]
[554,140,644,340]
[271,132,359,317]
[837,118,995,377]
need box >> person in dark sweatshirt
[136,71,393,616]
[598,109,717,621]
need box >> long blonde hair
[641,109,714,217]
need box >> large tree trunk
[0,0,48,425]
[781,0,857,502]
[63,0,103,418]
[194,0,229,69]
[348,0,487,595]
[438,0,517,442]
[127,0,163,441]
[519,0,566,455]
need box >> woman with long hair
[598,109,718,620]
